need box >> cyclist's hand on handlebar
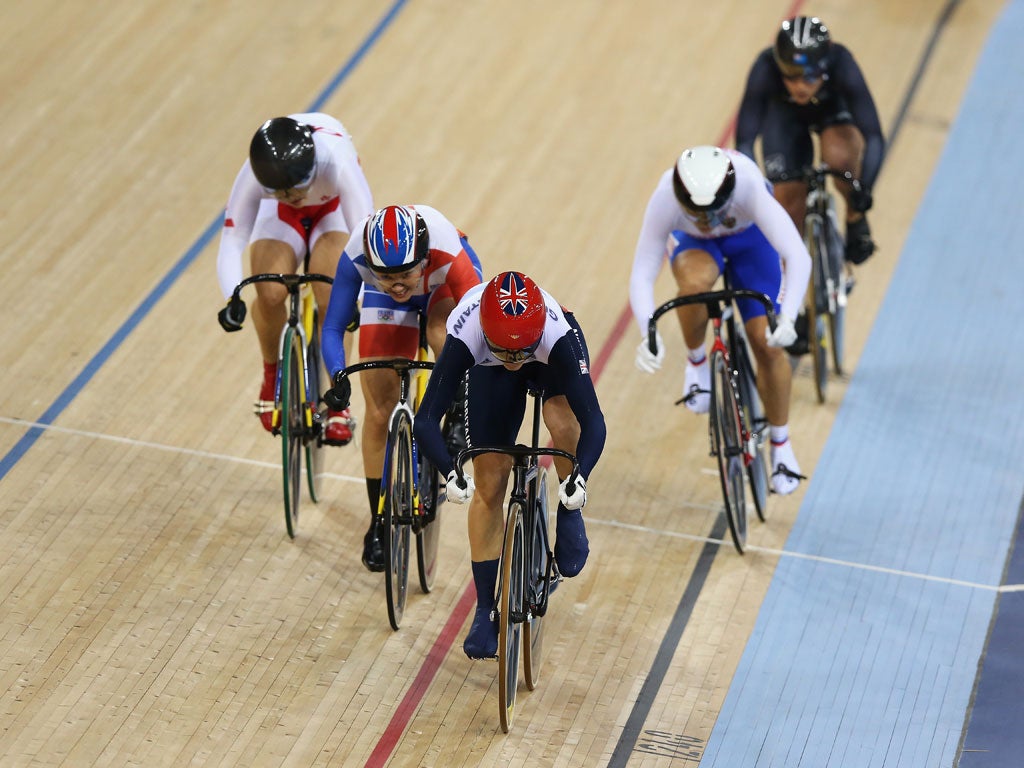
[635,331,665,373]
[559,476,587,510]
[217,296,246,332]
[446,470,475,504]
[323,373,351,411]
[850,185,873,213]
[765,314,798,349]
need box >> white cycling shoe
[680,359,710,414]
[770,439,805,495]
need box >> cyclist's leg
[819,118,874,263]
[726,232,803,495]
[463,365,525,658]
[760,100,814,231]
[668,237,720,413]
[309,214,357,443]
[248,202,309,430]
[354,289,421,570]
[536,326,590,577]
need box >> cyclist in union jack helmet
[735,16,885,266]
[215,113,374,447]
[414,271,606,660]
[321,204,483,573]
[630,146,810,496]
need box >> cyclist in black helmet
[736,16,884,267]
[214,113,374,446]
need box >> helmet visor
[261,165,317,196]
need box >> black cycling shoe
[845,217,876,265]
[361,520,386,572]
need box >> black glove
[217,296,247,332]
[323,373,351,411]
[849,185,873,214]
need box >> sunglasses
[485,336,540,364]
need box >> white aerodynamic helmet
[672,146,736,212]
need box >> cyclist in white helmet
[630,145,811,495]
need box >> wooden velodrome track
[0,0,1007,765]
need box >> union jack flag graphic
[497,272,530,316]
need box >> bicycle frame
[648,288,775,551]
[452,393,579,732]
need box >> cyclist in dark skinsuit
[735,16,884,267]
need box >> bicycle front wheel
[415,446,441,594]
[732,333,769,522]
[281,328,304,539]
[823,213,847,375]
[383,409,414,630]
[497,501,525,733]
[523,468,551,691]
[710,351,747,553]
[804,214,829,404]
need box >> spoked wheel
[497,502,525,733]
[383,410,414,630]
[305,310,327,502]
[415,448,441,594]
[523,468,551,691]
[804,216,829,404]
[281,328,304,539]
[733,336,770,522]
[710,351,747,554]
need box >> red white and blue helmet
[363,205,429,273]
[479,271,546,354]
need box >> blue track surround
[700,1,1024,765]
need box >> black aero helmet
[672,146,736,212]
[773,16,831,79]
[249,117,316,190]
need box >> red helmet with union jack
[479,271,546,355]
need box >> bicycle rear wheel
[523,468,550,691]
[710,350,747,553]
[415,446,441,593]
[305,308,327,502]
[497,501,525,733]
[383,410,414,630]
[804,215,829,403]
[281,328,304,539]
[732,333,769,522]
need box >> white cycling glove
[558,476,587,510]
[446,469,475,504]
[635,331,665,373]
[765,314,797,348]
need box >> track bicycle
[648,288,775,554]
[331,314,442,631]
[785,164,864,403]
[452,391,580,733]
[229,271,333,539]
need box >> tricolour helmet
[479,271,546,360]
[672,146,736,212]
[249,117,316,190]
[363,205,429,273]
[773,16,831,79]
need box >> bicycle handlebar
[452,445,581,495]
[231,272,334,300]
[776,164,864,192]
[333,358,435,386]
[647,289,776,356]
